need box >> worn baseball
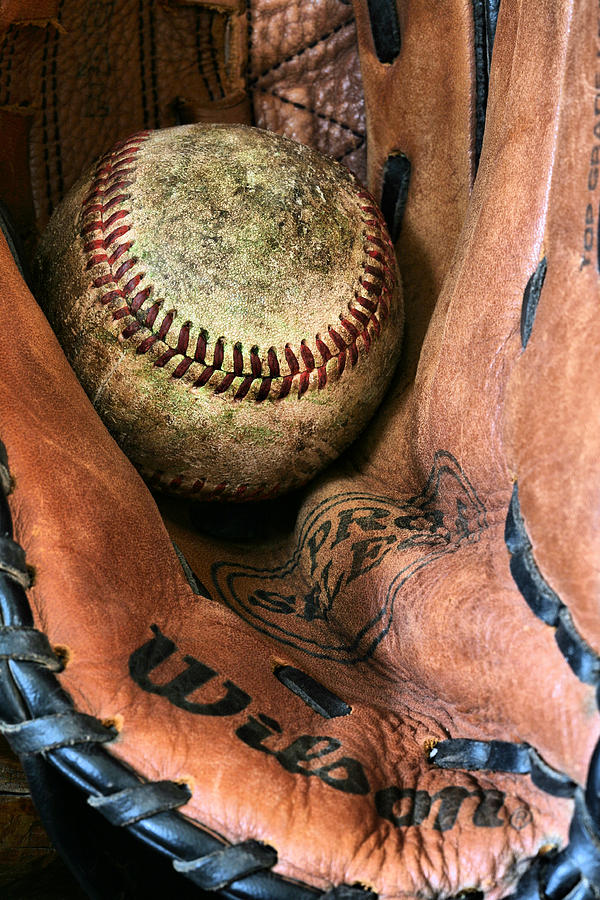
[34,124,403,500]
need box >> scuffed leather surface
[0,0,366,240]
[503,9,600,657]
[0,0,599,898]
[249,0,366,184]
[0,0,250,236]
[353,0,476,383]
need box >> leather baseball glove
[1,1,599,898]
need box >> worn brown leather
[0,0,364,236]
[1,0,599,898]
[248,0,366,183]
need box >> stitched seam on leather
[255,86,364,142]
[195,8,226,101]
[143,466,280,500]
[80,130,397,407]
[249,19,354,84]
[0,26,17,106]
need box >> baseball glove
[1,1,600,898]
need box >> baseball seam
[80,130,398,407]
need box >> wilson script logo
[128,456,531,835]
[128,623,529,835]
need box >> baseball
[34,124,403,500]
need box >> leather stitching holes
[365,0,401,65]
[520,257,547,349]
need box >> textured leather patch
[248,0,366,184]
[0,0,248,231]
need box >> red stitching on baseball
[157,310,174,340]
[105,225,130,247]
[122,321,141,340]
[80,130,398,435]
[101,290,124,306]
[195,366,214,388]
[348,307,370,328]
[123,274,144,295]
[285,345,300,375]
[328,328,346,352]
[233,344,244,375]
[214,372,236,394]
[213,338,224,369]
[250,348,262,378]
[268,348,280,376]
[155,348,177,368]
[257,378,272,402]
[357,295,377,314]
[145,303,161,328]
[339,317,359,338]
[173,358,192,379]
[234,376,254,401]
[130,288,151,312]
[115,258,136,280]
[195,332,207,363]
[316,338,332,362]
[137,335,158,354]
[300,341,315,371]
[278,375,293,400]
[109,243,133,264]
[298,371,310,397]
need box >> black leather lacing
[520,258,547,349]
[505,482,600,898]
[472,0,500,168]
[173,841,278,891]
[365,0,401,65]
[0,625,63,669]
[428,248,600,897]
[430,739,577,799]
[88,781,193,827]
[274,666,352,719]
[0,438,375,899]
[506,484,600,685]
[380,154,411,244]
[431,473,600,898]
[1,711,116,755]
[321,889,377,900]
